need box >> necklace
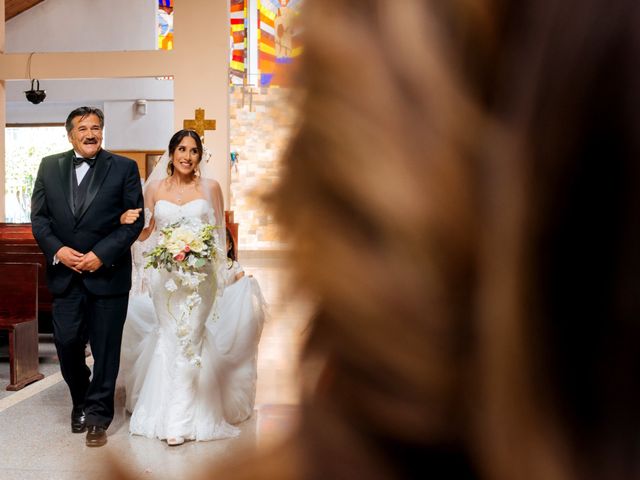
[173,179,195,204]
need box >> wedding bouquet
[144,218,222,367]
[144,218,219,273]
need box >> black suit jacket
[31,149,144,296]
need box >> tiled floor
[0,250,311,480]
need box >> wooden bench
[0,262,44,390]
[0,223,33,239]
[0,225,53,329]
[0,252,52,321]
[0,243,43,253]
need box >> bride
[119,129,264,446]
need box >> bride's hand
[120,208,142,225]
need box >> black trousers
[51,275,129,428]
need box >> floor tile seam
[0,468,103,477]
[0,467,91,472]
[0,355,94,413]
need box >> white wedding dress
[120,199,266,442]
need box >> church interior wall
[104,99,173,151]
[1,0,285,251]
[4,1,170,151]
[5,0,156,53]
[5,100,77,125]
[5,78,173,151]
[229,86,295,249]
[2,0,234,211]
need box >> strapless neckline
[155,198,209,208]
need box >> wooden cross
[183,108,216,142]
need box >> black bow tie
[73,156,95,167]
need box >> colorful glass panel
[230,0,247,80]
[158,0,174,50]
[258,0,303,87]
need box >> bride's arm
[137,217,155,242]
[205,179,227,294]
[137,199,156,241]
[209,179,225,243]
[203,178,225,229]
[210,179,224,227]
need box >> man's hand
[120,208,142,225]
[76,251,104,273]
[56,246,84,273]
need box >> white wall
[104,100,173,151]
[172,0,230,202]
[6,101,102,125]
[5,77,173,150]
[5,0,172,152]
[5,78,172,103]
[5,0,157,53]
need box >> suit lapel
[75,149,112,222]
[58,150,75,215]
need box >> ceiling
[6,0,44,21]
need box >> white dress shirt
[73,150,94,183]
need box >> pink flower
[184,245,191,253]
[174,251,186,262]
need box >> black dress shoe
[86,425,107,447]
[71,407,86,433]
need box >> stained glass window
[230,0,247,82]
[158,0,174,50]
[258,0,303,87]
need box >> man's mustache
[83,139,98,144]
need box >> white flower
[180,271,205,289]
[185,292,202,309]
[143,217,220,369]
[179,303,191,316]
[176,325,189,337]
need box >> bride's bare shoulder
[200,177,222,193]
[144,178,166,195]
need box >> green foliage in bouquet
[144,220,217,273]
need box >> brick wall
[229,86,297,250]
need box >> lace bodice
[153,198,216,228]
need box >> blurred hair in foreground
[116,0,640,478]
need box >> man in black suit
[31,107,144,447]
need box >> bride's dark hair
[226,227,237,263]
[166,129,204,176]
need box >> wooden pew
[0,252,52,320]
[0,225,53,329]
[0,243,43,253]
[0,262,44,390]
[0,223,33,239]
